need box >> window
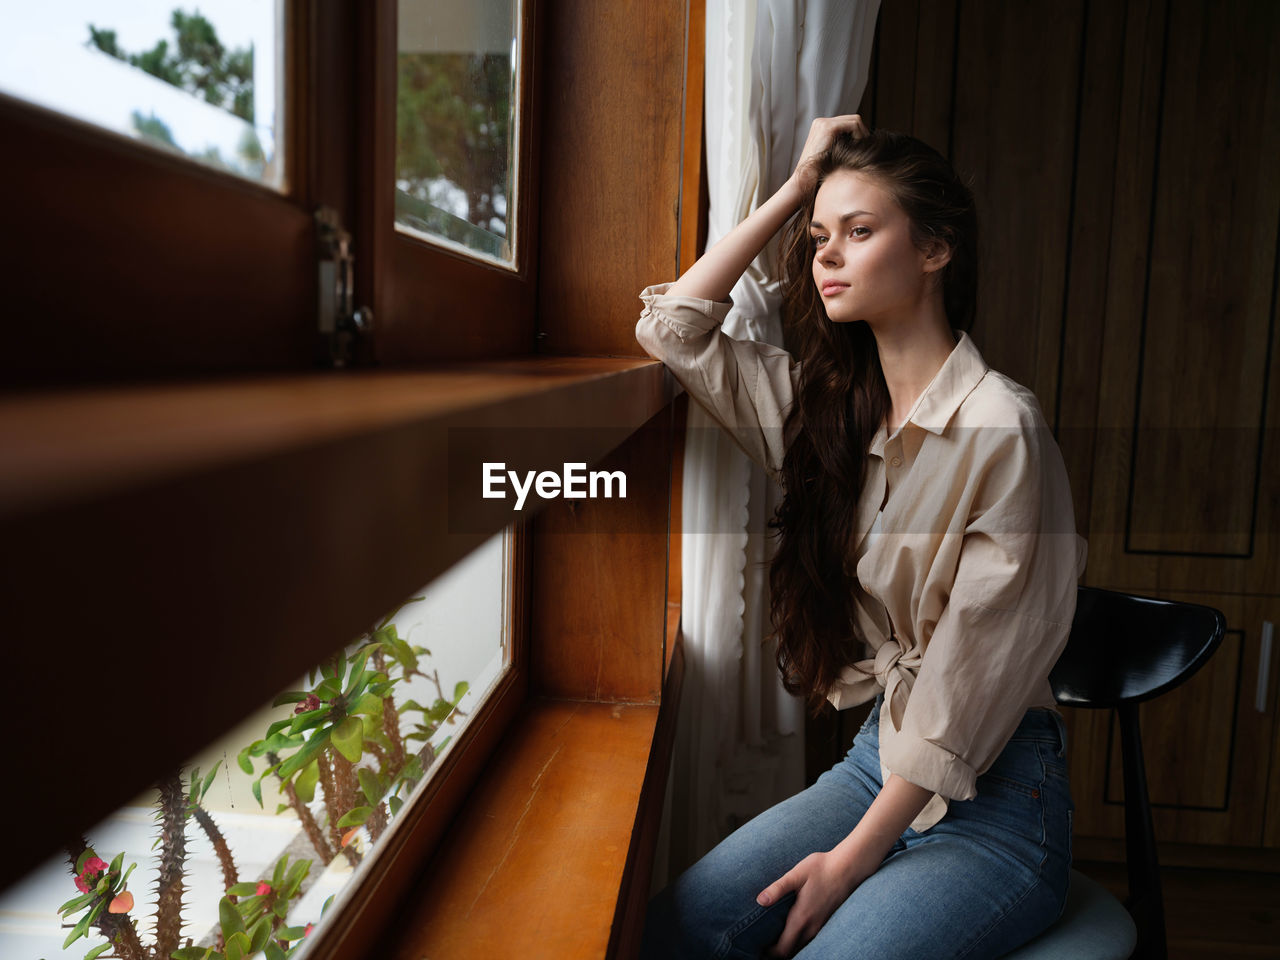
[1,2,287,190]
[0,0,537,933]
[0,528,516,959]
[395,0,523,266]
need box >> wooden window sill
[379,697,663,959]
[0,355,676,890]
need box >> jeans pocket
[980,737,1047,798]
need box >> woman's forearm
[832,774,934,877]
[667,176,805,302]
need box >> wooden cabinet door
[1084,0,1280,599]
[1065,593,1276,847]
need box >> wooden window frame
[359,0,544,364]
[1,0,353,384]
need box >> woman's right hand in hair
[790,114,869,194]
[666,115,866,302]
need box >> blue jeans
[641,696,1073,959]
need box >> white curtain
[654,0,882,884]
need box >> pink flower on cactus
[256,882,272,897]
[83,856,108,877]
[295,694,322,714]
[74,856,110,892]
[304,923,314,938]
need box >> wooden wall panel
[866,0,957,150]
[1055,0,1129,548]
[536,0,688,357]
[1087,0,1280,596]
[1123,0,1279,556]
[950,0,1085,407]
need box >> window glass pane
[0,528,511,959]
[396,0,521,266]
[0,2,286,189]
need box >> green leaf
[349,650,370,680]
[260,731,305,753]
[295,759,320,803]
[331,716,364,763]
[265,942,288,960]
[248,916,272,953]
[389,635,418,672]
[315,677,341,700]
[322,893,336,915]
[287,708,328,736]
[401,755,425,782]
[219,895,246,936]
[227,882,261,897]
[58,892,94,915]
[74,849,94,874]
[62,911,91,948]
[272,690,310,707]
[251,778,263,808]
[453,680,470,702]
[170,949,214,960]
[275,802,290,815]
[335,805,373,829]
[282,858,312,897]
[425,699,453,723]
[237,745,255,775]
[224,930,249,960]
[358,768,383,806]
[276,729,330,780]
[272,856,288,887]
[84,944,111,960]
[398,699,424,714]
[264,718,292,739]
[276,925,308,942]
[352,693,384,717]
[109,851,125,876]
[350,640,382,661]
[388,795,404,817]
[201,760,221,799]
[120,863,136,886]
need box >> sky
[0,1,280,183]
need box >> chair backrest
[1049,586,1226,960]
[1050,587,1225,708]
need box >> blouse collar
[869,330,989,457]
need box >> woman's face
[809,169,938,326]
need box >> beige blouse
[636,283,1088,832]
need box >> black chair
[1003,586,1226,960]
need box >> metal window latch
[315,206,374,368]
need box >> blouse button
[890,456,902,467]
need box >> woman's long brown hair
[769,130,978,711]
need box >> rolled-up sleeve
[636,282,799,476]
[878,404,1084,807]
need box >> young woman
[635,117,1087,959]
